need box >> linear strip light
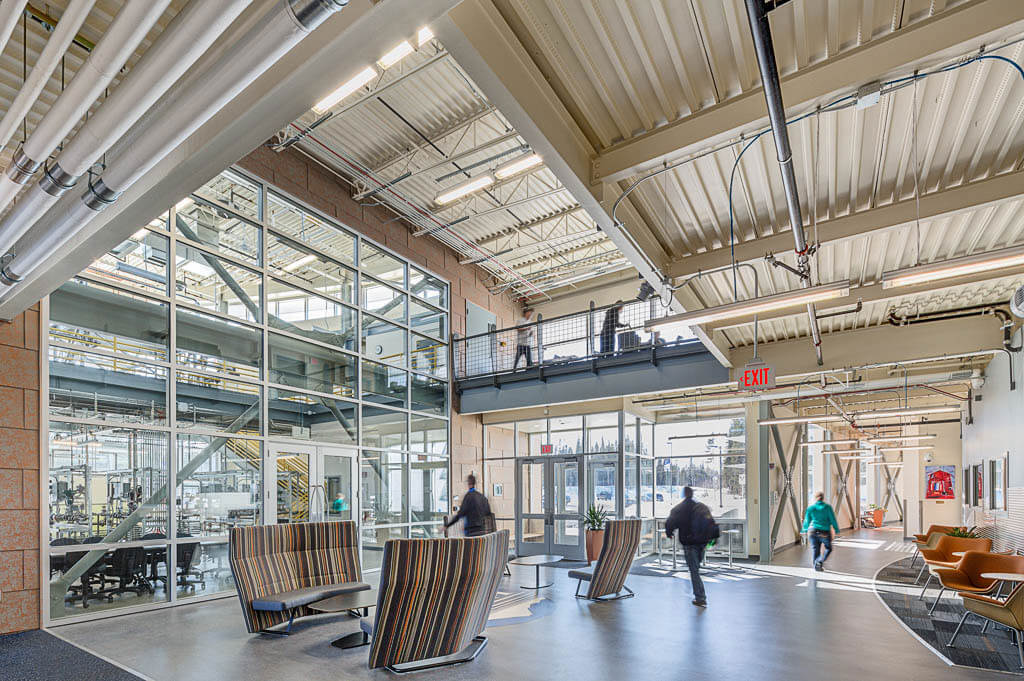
[838,454,881,461]
[868,461,904,467]
[494,153,542,179]
[417,26,434,47]
[866,434,937,444]
[854,406,960,420]
[377,41,414,70]
[435,174,495,205]
[878,445,935,452]
[882,243,1024,289]
[800,439,861,447]
[646,280,851,330]
[818,449,874,455]
[760,415,845,426]
[313,66,378,114]
[283,254,317,272]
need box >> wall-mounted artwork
[991,453,1008,511]
[925,465,956,500]
[973,463,984,507]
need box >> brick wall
[237,146,520,487]
[0,305,41,634]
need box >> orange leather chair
[911,527,963,572]
[913,525,959,543]
[918,536,992,599]
[949,583,1024,668]
[929,551,1024,615]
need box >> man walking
[665,486,719,607]
[513,309,535,369]
[444,474,492,537]
[802,491,840,571]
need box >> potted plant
[946,526,980,538]
[582,504,609,563]
[868,504,884,528]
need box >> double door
[267,443,356,524]
[516,456,584,560]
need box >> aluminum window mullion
[167,202,179,607]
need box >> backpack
[692,503,720,544]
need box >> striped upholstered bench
[568,518,641,601]
[360,529,509,672]
[229,521,368,635]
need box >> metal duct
[743,0,825,365]
[0,1,171,210]
[0,0,349,293]
[0,0,95,151]
[0,0,253,259]
[0,2,27,64]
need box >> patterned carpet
[0,630,143,681]
[876,556,1024,674]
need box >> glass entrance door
[268,443,356,524]
[516,456,584,560]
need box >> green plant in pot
[946,526,980,538]
[582,505,609,564]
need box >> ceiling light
[283,254,317,272]
[50,437,76,447]
[175,197,195,213]
[868,461,904,467]
[417,26,434,47]
[435,174,494,205]
[759,415,845,426]
[882,244,1024,289]
[817,449,874,455]
[877,445,935,452]
[494,153,542,179]
[853,406,960,420]
[838,454,881,460]
[866,434,937,444]
[377,41,414,69]
[313,66,378,114]
[646,281,851,331]
[800,439,861,447]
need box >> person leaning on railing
[513,308,535,369]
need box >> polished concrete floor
[52,528,1011,681]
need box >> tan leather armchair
[918,536,992,599]
[929,551,1024,615]
[949,583,1024,668]
[912,528,959,576]
[913,525,959,543]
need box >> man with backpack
[665,486,720,607]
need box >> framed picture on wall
[925,465,956,500]
[973,463,984,508]
[991,452,1008,512]
[964,466,970,504]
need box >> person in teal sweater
[802,492,840,571]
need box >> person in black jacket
[444,474,492,537]
[599,302,627,355]
[665,486,716,607]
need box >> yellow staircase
[226,439,310,522]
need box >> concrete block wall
[237,145,520,490]
[0,305,41,634]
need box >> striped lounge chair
[361,529,509,672]
[569,518,641,601]
[229,521,368,635]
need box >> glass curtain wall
[45,169,450,621]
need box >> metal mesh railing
[453,298,698,380]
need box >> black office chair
[64,547,109,608]
[101,546,152,598]
[49,537,76,577]
[176,541,204,590]
[142,532,167,581]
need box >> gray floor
[52,528,1011,681]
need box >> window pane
[268,192,355,266]
[175,197,260,265]
[362,360,407,408]
[360,276,406,323]
[409,298,446,340]
[176,308,261,380]
[411,456,447,523]
[362,406,407,451]
[409,267,447,309]
[48,422,169,544]
[410,415,447,456]
[361,451,406,525]
[517,419,546,456]
[550,416,583,455]
[175,370,260,436]
[49,348,167,426]
[625,454,638,517]
[176,435,261,536]
[176,541,236,599]
[586,412,619,452]
[409,373,446,416]
[410,332,446,379]
[361,525,405,571]
[267,278,356,351]
[588,453,618,514]
[362,314,406,367]
[175,243,261,323]
[268,332,356,398]
[84,223,169,295]
[267,388,357,445]
[193,169,260,220]
[361,241,405,287]
[267,233,355,304]
[50,279,168,362]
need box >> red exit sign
[738,360,776,391]
[540,444,553,454]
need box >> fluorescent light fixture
[174,197,194,213]
[800,439,861,447]
[868,461,904,467]
[435,174,494,205]
[759,415,844,426]
[377,40,413,69]
[882,243,1024,289]
[878,445,935,452]
[866,434,937,444]
[417,26,434,47]
[646,281,851,330]
[313,66,377,114]
[50,438,76,447]
[494,153,542,179]
[818,449,874,455]
[283,254,317,272]
[838,454,881,461]
[852,406,960,421]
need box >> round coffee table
[508,554,563,589]
[982,572,1024,599]
[309,587,379,649]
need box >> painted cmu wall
[0,306,41,634]
[236,145,521,486]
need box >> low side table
[309,588,379,649]
[508,554,563,589]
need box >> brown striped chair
[229,521,368,635]
[361,529,509,672]
[568,518,641,601]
